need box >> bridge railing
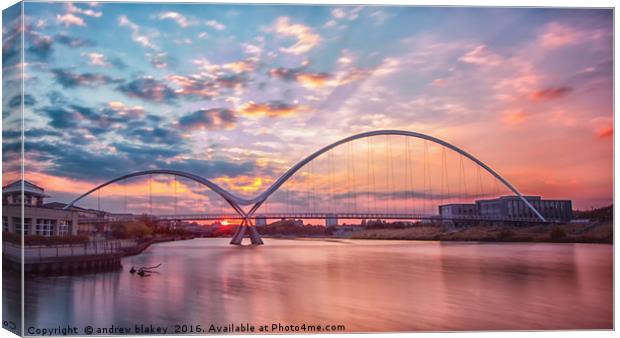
[77,213,554,223]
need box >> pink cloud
[597,126,613,139]
[528,86,573,101]
[538,22,581,48]
[458,45,502,66]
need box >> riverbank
[2,235,198,275]
[350,222,613,244]
[121,235,196,256]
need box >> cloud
[2,21,21,65]
[117,77,177,103]
[538,22,581,49]
[54,33,95,47]
[27,32,54,61]
[223,60,255,73]
[66,3,102,18]
[129,127,184,145]
[269,66,331,88]
[269,67,303,81]
[119,15,158,50]
[111,58,128,70]
[41,107,79,129]
[82,52,110,66]
[148,52,174,69]
[528,86,573,101]
[239,101,307,117]
[272,17,320,55]
[55,3,102,27]
[178,108,237,130]
[166,159,256,180]
[167,66,251,99]
[106,101,145,119]
[270,64,367,89]
[243,42,262,57]
[190,57,255,79]
[29,129,63,139]
[215,73,249,89]
[501,109,529,126]
[206,20,225,30]
[26,141,177,181]
[157,11,193,27]
[459,45,503,66]
[51,68,118,88]
[597,126,613,139]
[325,6,363,28]
[295,72,331,89]
[167,75,218,99]
[56,13,85,27]
[431,78,446,86]
[8,94,36,108]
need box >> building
[2,180,78,236]
[254,216,267,227]
[438,195,573,223]
[43,202,110,237]
[438,204,479,219]
[325,215,338,227]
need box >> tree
[111,220,153,239]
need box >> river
[9,238,614,333]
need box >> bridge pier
[230,221,264,245]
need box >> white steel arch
[63,130,546,222]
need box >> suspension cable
[123,178,127,214]
[351,141,357,214]
[149,174,153,215]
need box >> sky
[1,3,613,213]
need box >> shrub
[2,232,90,245]
[549,227,566,242]
[496,229,514,241]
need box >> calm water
[12,238,614,332]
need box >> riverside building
[2,180,78,236]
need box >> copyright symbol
[84,326,94,335]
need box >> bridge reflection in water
[65,130,555,245]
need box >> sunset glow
[2,4,612,213]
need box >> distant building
[255,216,267,227]
[325,215,338,227]
[333,226,362,237]
[43,202,110,237]
[438,204,479,219]
[439,195,572,223]
[477,196,572,222]
[2,180,78,236]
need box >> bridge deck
[78,213,553,224]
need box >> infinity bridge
[64,130,549,245]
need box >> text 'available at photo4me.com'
[23,323,347,336]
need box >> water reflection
[12,238,612,332]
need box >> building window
[58,220,69,236]
[35,219,55,237]
[24,218,32,235]
[2,217,8,232]
[13,217,29,235]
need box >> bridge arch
[64,130,546,222]
[62,169,250,215]
[250,130,546,222]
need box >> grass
[351,222,612,244]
